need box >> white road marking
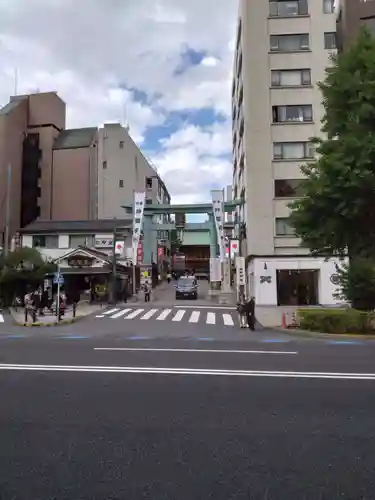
[156,309,172,320]
[103,308,120,315]
[96,315,105,318]
[125,309,144,319]
[0,314,4,323]
[189,311,200,323]
[94,348,298,355]
[141,309,158,320]
[111,308,132,319]
[1,364,374,380]
[175,305,236,310]
[223,313,234,326]
[172,309,185,322]
[206,312,215,324]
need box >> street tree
[289,27,375,260]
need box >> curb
[265,326,375,340]
[14,317,82,328]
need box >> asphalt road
[1,325,375,499]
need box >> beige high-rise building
[232,0,344,311]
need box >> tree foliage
[289,28,375,259]
[334,258,375,311]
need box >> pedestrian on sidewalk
[245,296,256,330]
[236,293,247,328]
[143,283,151,302]
[167,271,172,284]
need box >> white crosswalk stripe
[189,311,200,323]
[206,312,215,325]
[0,314,4,323]
[172,309,185,322]
[111,308,131,319]
[125,309,144,319]
[141,309,158,320]
[223,313,234,326]
[157,309,172,320]
[97,307,236,326]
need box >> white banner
[211,189,225,262]
[132,191,146,265]
[230,239,239,259]
[235,256,246,287]
[209,257,222,282]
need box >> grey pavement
[1,336,375,499]
[9,302,105,325]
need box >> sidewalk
[10,302,105,327]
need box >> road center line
[0,364,374,380]
[93,348,298,355]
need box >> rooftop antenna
[14,68,18,95]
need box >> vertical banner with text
[211,189,225,262]
[132,191,146,265]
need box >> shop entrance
[277,269,319,306]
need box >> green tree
[0,247,56,306]
[334,258,375,311]
[289,27,375,259]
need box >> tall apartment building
[232,0,344,309]
[336,0,375,51]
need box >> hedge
[298,308,375,335]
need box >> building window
[69,235,89,247]
[146,199,153,205]
[32,235,59,248]
[324,32,337,49]
[323,0,335,14]
[270,34,309,52]
[273,141,314,159]
[119,141,124,148]
[272,105,313,123]
[275,179,304,198]
[275,218,295,236]
[269,0,308,17]
[271,69,311,87]
[103,161,107,169]
[119,179,124,188]
[146,177,153,189]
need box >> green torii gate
[122,200,243,266]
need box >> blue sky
[0,0,237,219]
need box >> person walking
[246,296,256,330]
[236,294,247,328]
[167,271,172,284]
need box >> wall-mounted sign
[235,256,245,286]
[115,241,124,256]
[210,257,221,282]
[67,256,94,267]
[211,189,225,262]
[132,191,146,265]
[260,275,272,284]
[230,240,239,259]
[94,237,113,248]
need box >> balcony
[269,0,308,18]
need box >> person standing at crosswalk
[236,294,247,328]
[143,283,151,302]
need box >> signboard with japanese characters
[132,191,146,265]
[211,189,225,262]
[209,257,222,282]
[235,256,246,287]
[67,256,94,268]
[230,239,239,259]
[94,236,113,248]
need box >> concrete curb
[14,316,83,327]
[265,326,375,340]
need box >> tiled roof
[53,127,97,150]
[19,219,132,234]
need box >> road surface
[1,313,375,499]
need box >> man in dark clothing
[246,296,256,330]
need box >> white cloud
[0,0,238,203]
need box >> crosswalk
[96,307,237,327]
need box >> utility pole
[4,164,12,257]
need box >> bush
[334,258,375,311]
[298,308,375,334]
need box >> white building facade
[232,0,345,307]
